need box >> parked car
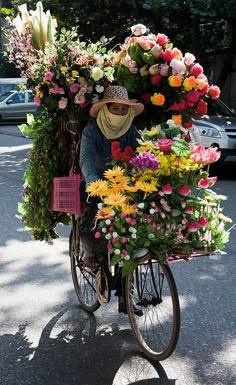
[191,99,236,162]
[0,90,38,121]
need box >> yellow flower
[96,206,112,219]
[135,181,157,194]
[147,126,159,137]
[125,185,139,193]
[104,166,125,180]
[86,179,109,197]
[104,192,126,207]
[109,176,129,193]
[150,92,165,106]
[71,70,79,77]
[60,66,68,74]
[121,203,135,215]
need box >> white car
[0,90,38,121]
[191,99,236,162]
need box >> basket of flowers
[86,122,232,275]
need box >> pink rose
[156,33,169,46]
[198,217,208,228]
[95,231,101,239]
[107,243,112,250]
[58,97,68,109]
[170,99,188,112]
[137,36,155,50]
[120,237,127,244]
[195,99,208,116]
[159,64,169,76]
[161,49,175,62]
[122,249,128,256]
[188,221,198,232]
[190,63,203,77]
[150,73,162,85]
[179,185,191,196]
[186,90,200,106]
[70,83,80,93]
[162,184,173,194]
[156,138,173,153]
[44,71,54,81]
[207,85,220,99]
[184,52,196,65]
[185,206,194,215]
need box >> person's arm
[80,123,99,185]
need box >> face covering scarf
[96,104,136,139]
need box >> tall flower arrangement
[113,23,220,129]
[86,124,232,274]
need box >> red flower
[161,49,174,62]
[111,141,121,160]
[156,138,173,153]
[182,119,193,129]
[195,99,208,116]
[150,73,162,86]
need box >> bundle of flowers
[113,23,220,129]
[5,2,115,115]
[86,123,232,274]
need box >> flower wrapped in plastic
[86,123,232,274]
[113,23,220,129]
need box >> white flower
[105,234,111,240]
[105,219,111,225]
[138,202,145,209]
[112,232,118,238]
[98,203,103,209]
[149,208,155,215]
[166,119,175,127]
[131,233,137,239]
[114,249,121,255]
[170,58,186,74]
[102,227,107,233]
[148,234,155,239]
[131,24,147,36]
[109,209,115,216]
[184,52,196,66]
[95,85,104,93]
[91,67,104,81]
[129,227,137,233]
[121,227,126,233]
[124,255,130,260]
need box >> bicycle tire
[70,231,100,313]
[125,259,180,361]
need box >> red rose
[182,119,193,129]
[150,73,162,86]
[161,49,174,62]
[156,138,173,153]
[195,99,208,116]
[111,141,121,160]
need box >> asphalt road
[0,125,236,385]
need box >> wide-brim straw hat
[89,85,144,118]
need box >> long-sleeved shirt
[79,119,140,185]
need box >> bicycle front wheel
[70,229,100,313]
[125,259,180,361]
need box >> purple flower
[130,152,160,170]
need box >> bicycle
[70,217,181,361]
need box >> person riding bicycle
[79,85,144,314]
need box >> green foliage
[18,114,71,242]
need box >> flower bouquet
[86,123,232,275]
[113,23,220,129]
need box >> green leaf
[110,254,122,266]
[1,7,12,15]
[122,259,138,277]
[172,139,190,156]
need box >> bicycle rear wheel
[125,259,180,361]
[70,227,100,313]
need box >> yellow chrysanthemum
[125,185,139,193]
[104,166,125,180]
[135,181,157,194]
[121,203,136,215]
[109,176,130,193]
[104,192,126,207]
[86,179,109,197]
[96,206,113,219]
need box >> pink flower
[170,58,186,75]
[121,249,128,256]
[198,217,208,228]
[185,206,194,215]
[159,64,169,76]
[58,97,68,109]
[190,63,203,77]
[50,82,65,95]
[205,147,221,163]
[70,83,80,93]
[195,99,208,116]
[170,99,188,112]
[198,178,209,188]
[150,73,162,85]
[162,184,173,194]
[161,49,175,62]
[137,36,155,50]
[156,138,173,153]
[188,221,198,232]
[186,90,200,106]
[44,71,54,81]
[125,217,132,224]
[120,237,127,244]
[156,33,169,46]
[208,176,217,187]
[95,231,101,239]
[179,185,191,196]
[107,243,112,250]
[184,52,196,65]
[208,85,220,99]
[33,96,41,105]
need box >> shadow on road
[0,306,176,385]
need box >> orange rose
[168,75,182,87]
[183,76,196,91]
[150,92,165,106]
[171,114,182,125]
